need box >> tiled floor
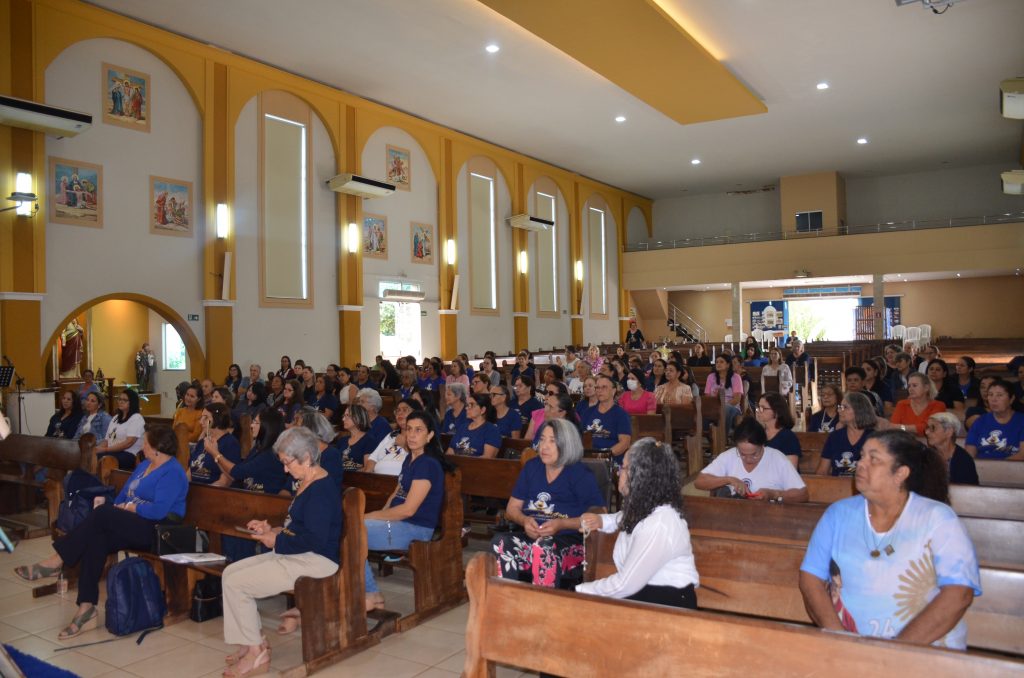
[0,536,534,677]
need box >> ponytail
[866,430,950,504]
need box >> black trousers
[626,583,698,609]
[53,503,155,605]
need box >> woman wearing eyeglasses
[815,392,878,477]
[447,393,502,458]
[490,385,522,438]
[95,389,145,470]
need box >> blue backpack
[105,557,166,638]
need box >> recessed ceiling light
[857,137,869,145]
[485,44,500,53]
[614,115,626,123]
[816,82,829,90]
[691,158,701,165]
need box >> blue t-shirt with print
[800,494,980,649]
[229,446,288,494]
[495,408,521,438]
[189,434,241,484]
[512,458,606,534]
[417,376,446,392]
[393,454,445,528]
[450,421,502,457]
[442,407,468,435]
[965,411,1024,459]
[581,403,632,455]
[820,428,872,476]
[514,398,543,427]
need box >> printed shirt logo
[835,451,858,475]
[980,429,1018,455]
[525,491,569,521]
[454,436,476,456]
[585,419,611,437]
[190,452,211,480]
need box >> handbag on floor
[190,576,223,622]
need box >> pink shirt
[445,374,470,388]
[618,389,656,415]
[705,372,744,399]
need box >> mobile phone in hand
[234,525,257,534]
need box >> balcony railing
[625,212,1024,252]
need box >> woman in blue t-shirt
[575,375,599,424]
[582,375,632,465]
[446,394,502,458]
[441,382,468,435]
[46,389,84,440]
[363,412,455,611]
[512,375,543,428]
[815,392,877,476]
[214,408,287,494]
[491,384,522,438]
[755,392,801,467]
[335,403,376,469]
[492,419,605,588]
[189,403,241,485]
[965,379,1024,460]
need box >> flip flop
[14,563,61,581]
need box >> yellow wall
[779,170,845,233]
[88,299,149,383]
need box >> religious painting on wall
[410,222,434,265]
[363,214,388,259]
[102,62,151,132]
[49,157,103,227]
[149,176,193,237]
[385,144,411,191]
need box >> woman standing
[808,384,842,433]
[578,438,698,607]
[800,430,980,648]
[618,368,657,416]
[816,392,877,476]
[46,389,84,439]
[624,321,646,350]
[95,389,145,470]
[493,419,605,588]
[755,392,801,467]
[890,372,946,436]
[964,379,1024,459]
[655,361,695,406]
[925,412,978,485]
[760,347,794,396]
[447,394,502,458]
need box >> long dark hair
[469,393,497,424]
[61,388,84,418]
[115,389,141,424]
[405,411,454,474]
[866,429,950,504]
[619,438,684,534]
[254,407,285,452]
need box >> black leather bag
[190,577,222,622]
[153,524,205,555]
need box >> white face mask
[626,379,639,391]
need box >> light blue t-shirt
[800,493,981,650]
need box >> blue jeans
[724,403,741,435]
[364,519,435,593]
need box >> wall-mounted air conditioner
[382,289,426,302]
[0,95,92,138]
[508,213,554,232]
[326,173,396,198]
[1000,78,1024,120]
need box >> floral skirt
[492,531,585,588]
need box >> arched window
[587,204,607,318]
[468,158,498,314]
[534,181,558,317]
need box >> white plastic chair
[891,324,906,341]
[919,324,932,343]
[905,326,922,347]
[724,334,733,343]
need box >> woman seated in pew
[277,379,304,425]
[924,412,978,485]
[189,403,242,485]
[954,356,981,405]
[583,375,633,467]
[233,381,267,428]
[264,374,285,409]
[694,419,809,502]
[15,425,188,639]
[335,403,375,470]
[618,368,657,416]
[577,438,699,608]
[862,357,894,416]
[513,375,543,429]
[567,360,592,396]
[575,375,600,423]
[799,430,981,649]
[364,411,455,611]
[890,372,946,436]
[73,391,112,442]
[964,374,996,431]
[365,398,423,475]
[926,359,965,416]
[645,357,668,392]
[94,389,146,470]
[309,374,339,422]
[654,360,696,407]
[46,389,84,440]
[493,419,605,588]
[808,384,842,433]
[490,384,522,439]
[755,392,801,468]
[815,392,877,477]
[705,354,744,435]
[447,393,502,458]
[222,427,342,676]
[441,382,468,435]
[212,408,288,494]
[687,342,711,368]
[760,347,794,397]
[525,393,580,447]
[964,378,1024,460]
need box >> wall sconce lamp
[574,260,584,281]
[445,238,457,265]
[347,222,360,253]
[2,172,38,216]
[216,203,230,239]
[518,250,528,275]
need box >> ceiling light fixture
[816,82,829,90]
[691,158,701,165]
[485,44,500,54]
[614,115,626,123]
[857,137,868,145]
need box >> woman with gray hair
[578,438,699,608]
[441,381,468,435]
[293,406,344,490]
[492,419,606,588]
[816,391,877,476]
[925,411,979,485]
[221,427,342,676]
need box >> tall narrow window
[588,206,607,317]
[535,190,558,316]
[468,162,498,314]
[162,323,186,371]
[259,91,313,307]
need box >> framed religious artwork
[149,176,194,237]
[102,62,151,132]
[410,222,434,265]
[49,157,103,227]
[385,144,411,191]
[363,213,388,259]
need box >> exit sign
[187,314,199,321]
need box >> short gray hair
[928,411,962,437]
[297,406,335,444]
[273,427,321,466]
[447,382,467,403]
[356,388,383,414]
[538,419,583,467]
[843,391,878,430]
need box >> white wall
[43,38,205,352]
[233,96,340,371]
[651,188,780,243]
[359,126,439,363]
[525,183,572,350]
[580,196,620,345]
[626,206,649,246]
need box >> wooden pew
[976,459,1024,488]
[465,552,1023,676]
[630,413,667,443]
[108,471,377,675]
[448,455,522,529]
[802,474,856,503]
[950,485,1024,521]
[700,394,725,457]
[795,431,828,474]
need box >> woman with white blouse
[578,438,699,608]
[95,389,145,470]
[760,347,794,396]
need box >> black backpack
[55,471,115,534]
[105,557,166,638]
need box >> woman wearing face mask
[618,368,657,416]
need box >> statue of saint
[59,319,85,379]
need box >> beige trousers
[222,550,338,646]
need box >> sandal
[276,609,300,635]
[14,563,61,582]
[223,646,271,677]
[57,605,98,640]
[365,593,385,612]
[226,637,267,665]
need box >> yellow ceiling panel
[476,0,766,125]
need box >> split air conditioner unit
[508,213,554,232]
[1001,170,1024,195]
[0,95,92,138]
[382,289,426,302]
[1001,78,1024,120]
[326,173,396,198]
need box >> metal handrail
[668,303,707,343]
[625,212,1024,252]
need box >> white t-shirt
[702,446,806,493]
[105,413,146,455]
[365,431,409,476]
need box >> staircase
[668,303,707,343]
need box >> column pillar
[338,104,363,366]
[511,162,529,352]
[873,273,885,340]
[731,283,743,345]
[569,182,583,347]
[203,300,233,382]
[437,138,458,360]
[0,295,44,388]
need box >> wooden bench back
[238,414,252,457]
[802,474,856,503]
[950,485,1024,521]
[499,437,532,460]
[682,495,823,546]
[630,413,667,442]
[795,431,828,473]
[976,459,1024,488]
[343,471,398,512]
[0,433,93,472]
[463,553,1024,677]
[172,423,191,472]
[448,456,521,500]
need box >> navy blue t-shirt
[417,376,446,392]
[314,392,340,417]
[340,434,377,466]
[767,428,801,459]
[581,403,632,455]
[575,399,598,424]
[442,407,468,435]
[275,476,342,563]
[320,444,345,490]
[393,454,445,529]
[190,434,242,484]
[367,415,394,449]
[229,446,288,494]
[514,397,543,426]
[450,421,502,457]
[513,458,606,534]
[821,428,872,476]
[495,408,522,438]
